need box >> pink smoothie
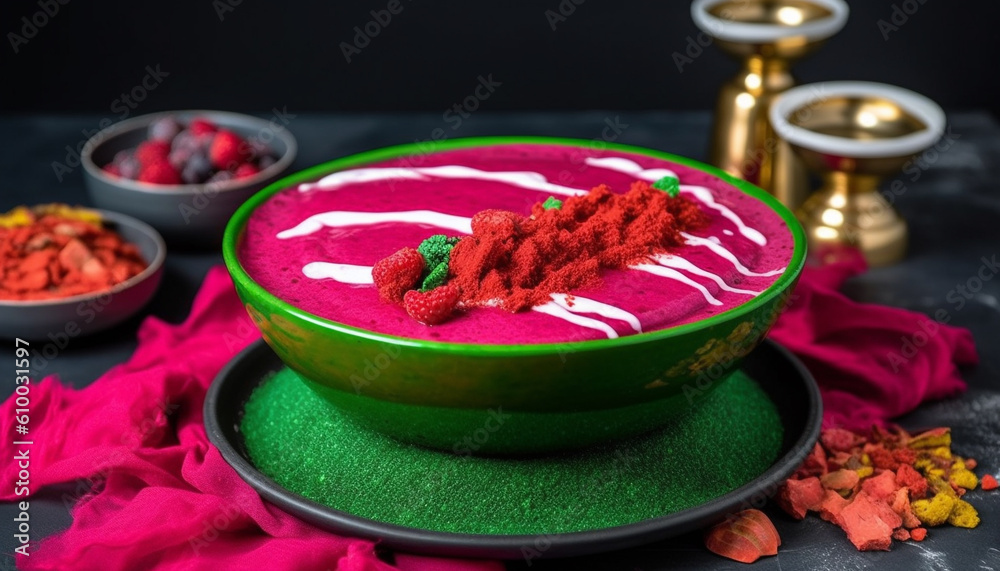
[239,143,795,344]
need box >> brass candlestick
[692,0,849,210]
[770,81,946,267]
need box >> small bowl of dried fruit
[0,204,166,340]
[81,110,297,248]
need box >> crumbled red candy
[777,426,991,552]
[374,181,709,328]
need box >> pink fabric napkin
[1,266,503,571]
[768,250,978,430]
[0,256,978,569]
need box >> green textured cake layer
[242,368,783,535]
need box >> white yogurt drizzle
[649,254,761,295]
[549,293,642,333]
[279,160,788,337]
[630,264,724,306]
[680,232,785,277]
[299,165,588,197]
[584,157,767,246]
[302,262,373,284]
[277,210,473,239]
[532,302,620,339]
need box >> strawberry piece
[138,161,181,185]
[135,140,171,166]
[209,130,249,170]
[982,474,999,491]
[837,491,897,551]
[777,477,825,520]
[189,118,218,136]
[403,284,460,325]
[861,470,898,502]
[234,163,260,179]
[821,428,862,453]
[704,509,780,564]
[821,469,860,492]
[372,247,425,303]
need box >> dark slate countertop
[1,112,998,571]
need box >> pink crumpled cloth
[0,255,977,569]
[768,250,978,430]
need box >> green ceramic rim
[223,136,807,355]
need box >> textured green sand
[242,369,783,535]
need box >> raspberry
[403,284,460,325]
[135,140,171,166]
[372,247,424,303]
[209,130,249,170]
[102,163,121,177]
[234,163,260,179]
[189,118,218,136]
[138,161,181,185]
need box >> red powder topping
[448,181,708,312]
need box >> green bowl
[223,137,806,455]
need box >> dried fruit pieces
[0,204,147,301]
[778,426,995,552]
[704,509,781,564]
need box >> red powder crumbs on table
[448,181,707,312]
[777,425,994,552]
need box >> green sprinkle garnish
[420,261,449,292]
[242,370,782,535]
[542,196,563,210]
[652,175,680,197]
[417,235,459,271]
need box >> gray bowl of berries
[81,110,297,248]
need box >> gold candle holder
[770,81,946,267]
[692,0,849,210]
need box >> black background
[3,0,999,117]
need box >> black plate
[204,338,821,560]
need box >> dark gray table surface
[1,112,998,570]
